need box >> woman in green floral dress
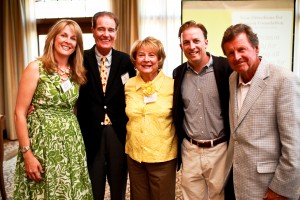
[14,19,93,199]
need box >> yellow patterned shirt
[125,71,177,163]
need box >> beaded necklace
[57,65,71,82]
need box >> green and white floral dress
[14,63,93,200]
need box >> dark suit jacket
[172,55,232,169]
[77,45,135,162]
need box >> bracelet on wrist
[19,146,31,153]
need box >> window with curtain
[35,0,182,77]
[34,0,111,53]
[138,0,181,77]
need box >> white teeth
[62,46,70,50]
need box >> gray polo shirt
[182,55,225,140]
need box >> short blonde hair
[130,36,166,69]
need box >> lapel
[86,46,106,97]
[229,72,239,132]
[177,63,188,89]
[233,60,269,132]
[106,49,118,94]
[174,63,188,106]
[212,56,223,90]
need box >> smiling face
[53,25,77,58]
[92,15,117,56]
[180,27,208,69]
[223,32,260,82]
[136,46,159,82]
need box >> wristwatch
[20,146,31,153]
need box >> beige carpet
[3,139,19,200]
[3,140,183,199]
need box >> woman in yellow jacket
[125,36,177,200]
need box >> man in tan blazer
[221,23,300,199]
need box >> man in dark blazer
[172,20,235,199]
[77,11,135,200]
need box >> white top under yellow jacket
[125,71,177,163]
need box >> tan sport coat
[227,58,300,199]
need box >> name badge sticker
[60,79,73,93]
[144,93,157,104]
[121,72,130,85]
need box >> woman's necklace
[60,76,69,82]
[57,65,70,75]
[57,65,71,81]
